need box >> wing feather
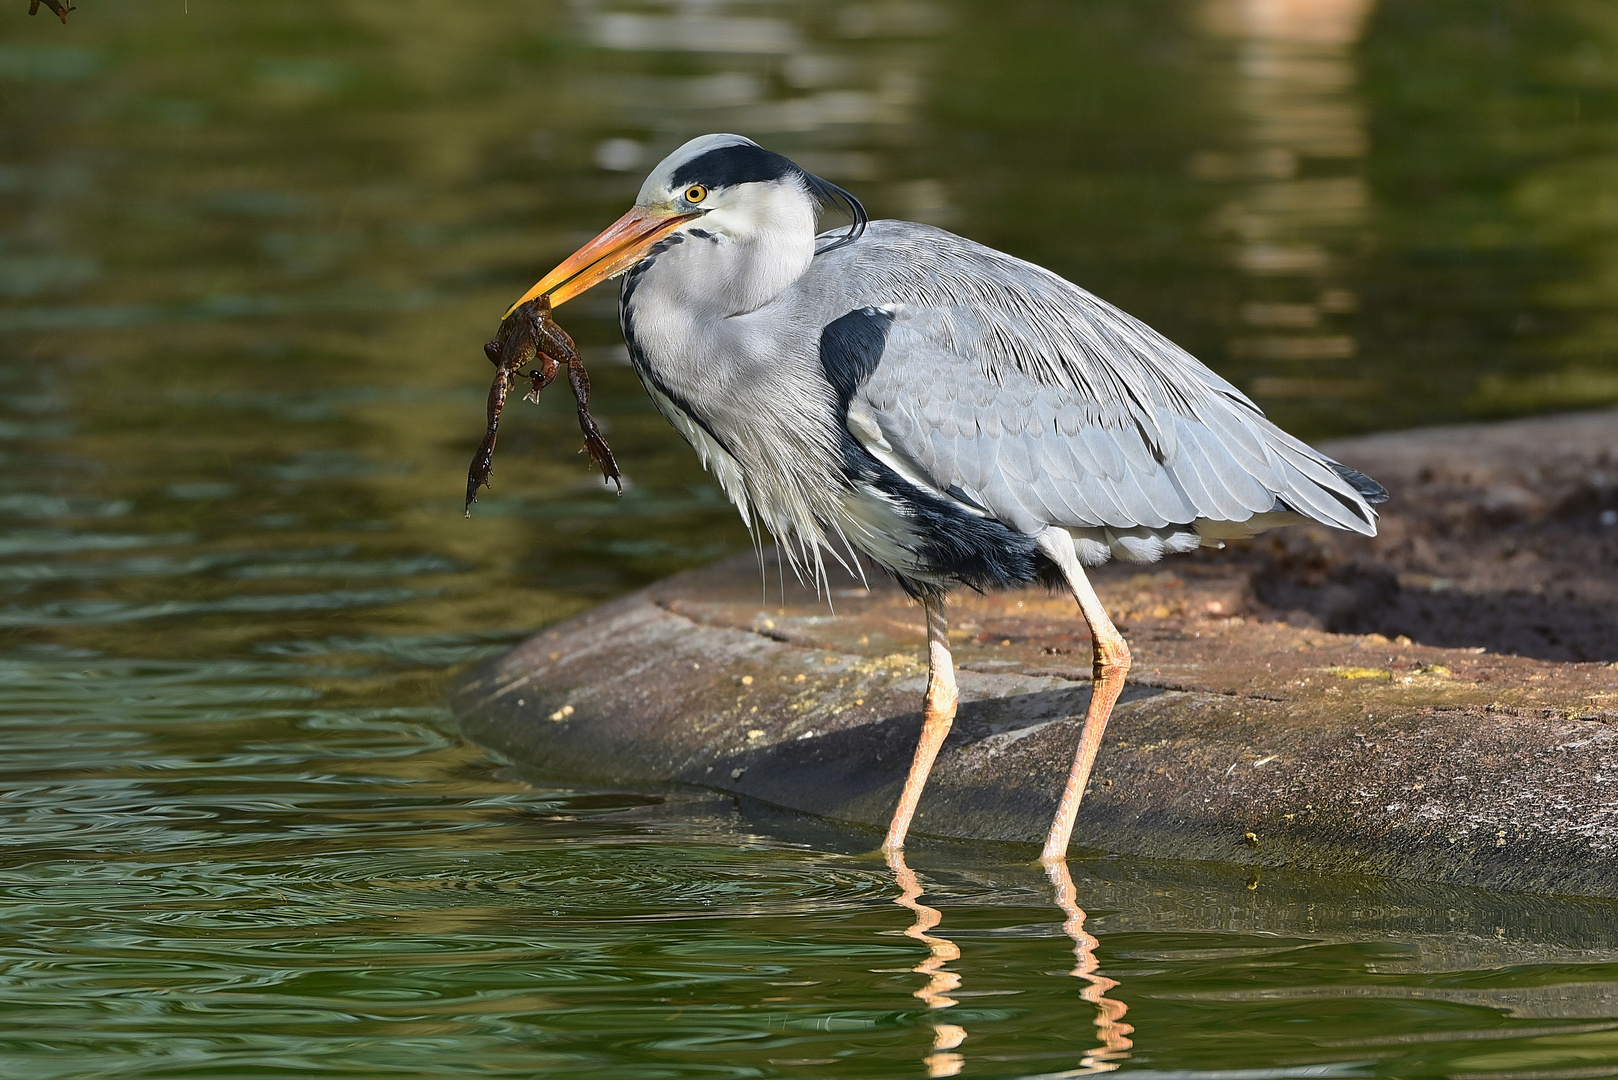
[1174,416,1272,519]
[800,221,1379,540]
[1073,413,1123,479]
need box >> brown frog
[29,0,75,24]
[464,295,621,517]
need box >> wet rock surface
[1242,410,1618,661]
[451,410,1618,897]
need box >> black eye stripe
[669,144,797,189]
[664,141,869,254]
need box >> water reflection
[1048,859,1134,1074]
[885,851,967,1077]
[1197,0,1376,403]
[571,0,953,225]
[884,853,1140,1077]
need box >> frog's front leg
[522,349,561,404]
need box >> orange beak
[504,205,702,316]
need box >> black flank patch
[944,484,989,513]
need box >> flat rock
[451,409,1618,897]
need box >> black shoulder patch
[820,307,892,410]
[1331,462,1389,505]
[821,305,1050,595]
[670,143,798,189]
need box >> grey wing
[812,223,1382,541]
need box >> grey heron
[508,133,1387,861]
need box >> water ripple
[0,588,432,627]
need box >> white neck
[632,181,817,320]
[616,180,848,587]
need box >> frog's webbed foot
[465,363,512,516]
[30,0,73,22]
[567,359,622,493]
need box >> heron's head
[506,134,865,316]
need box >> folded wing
[806,222,1383,541]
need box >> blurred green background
[7,0,1618,640]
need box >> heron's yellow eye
[683,184,708,204]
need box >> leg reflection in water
[886,851,967,1078]
[1047,859,1134,1073]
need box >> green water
[5,0,1618,1075]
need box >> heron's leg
[882,594,958,852]
[1038,531,1131,863]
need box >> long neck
[619,181,820,411]
[617,190,848,578]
